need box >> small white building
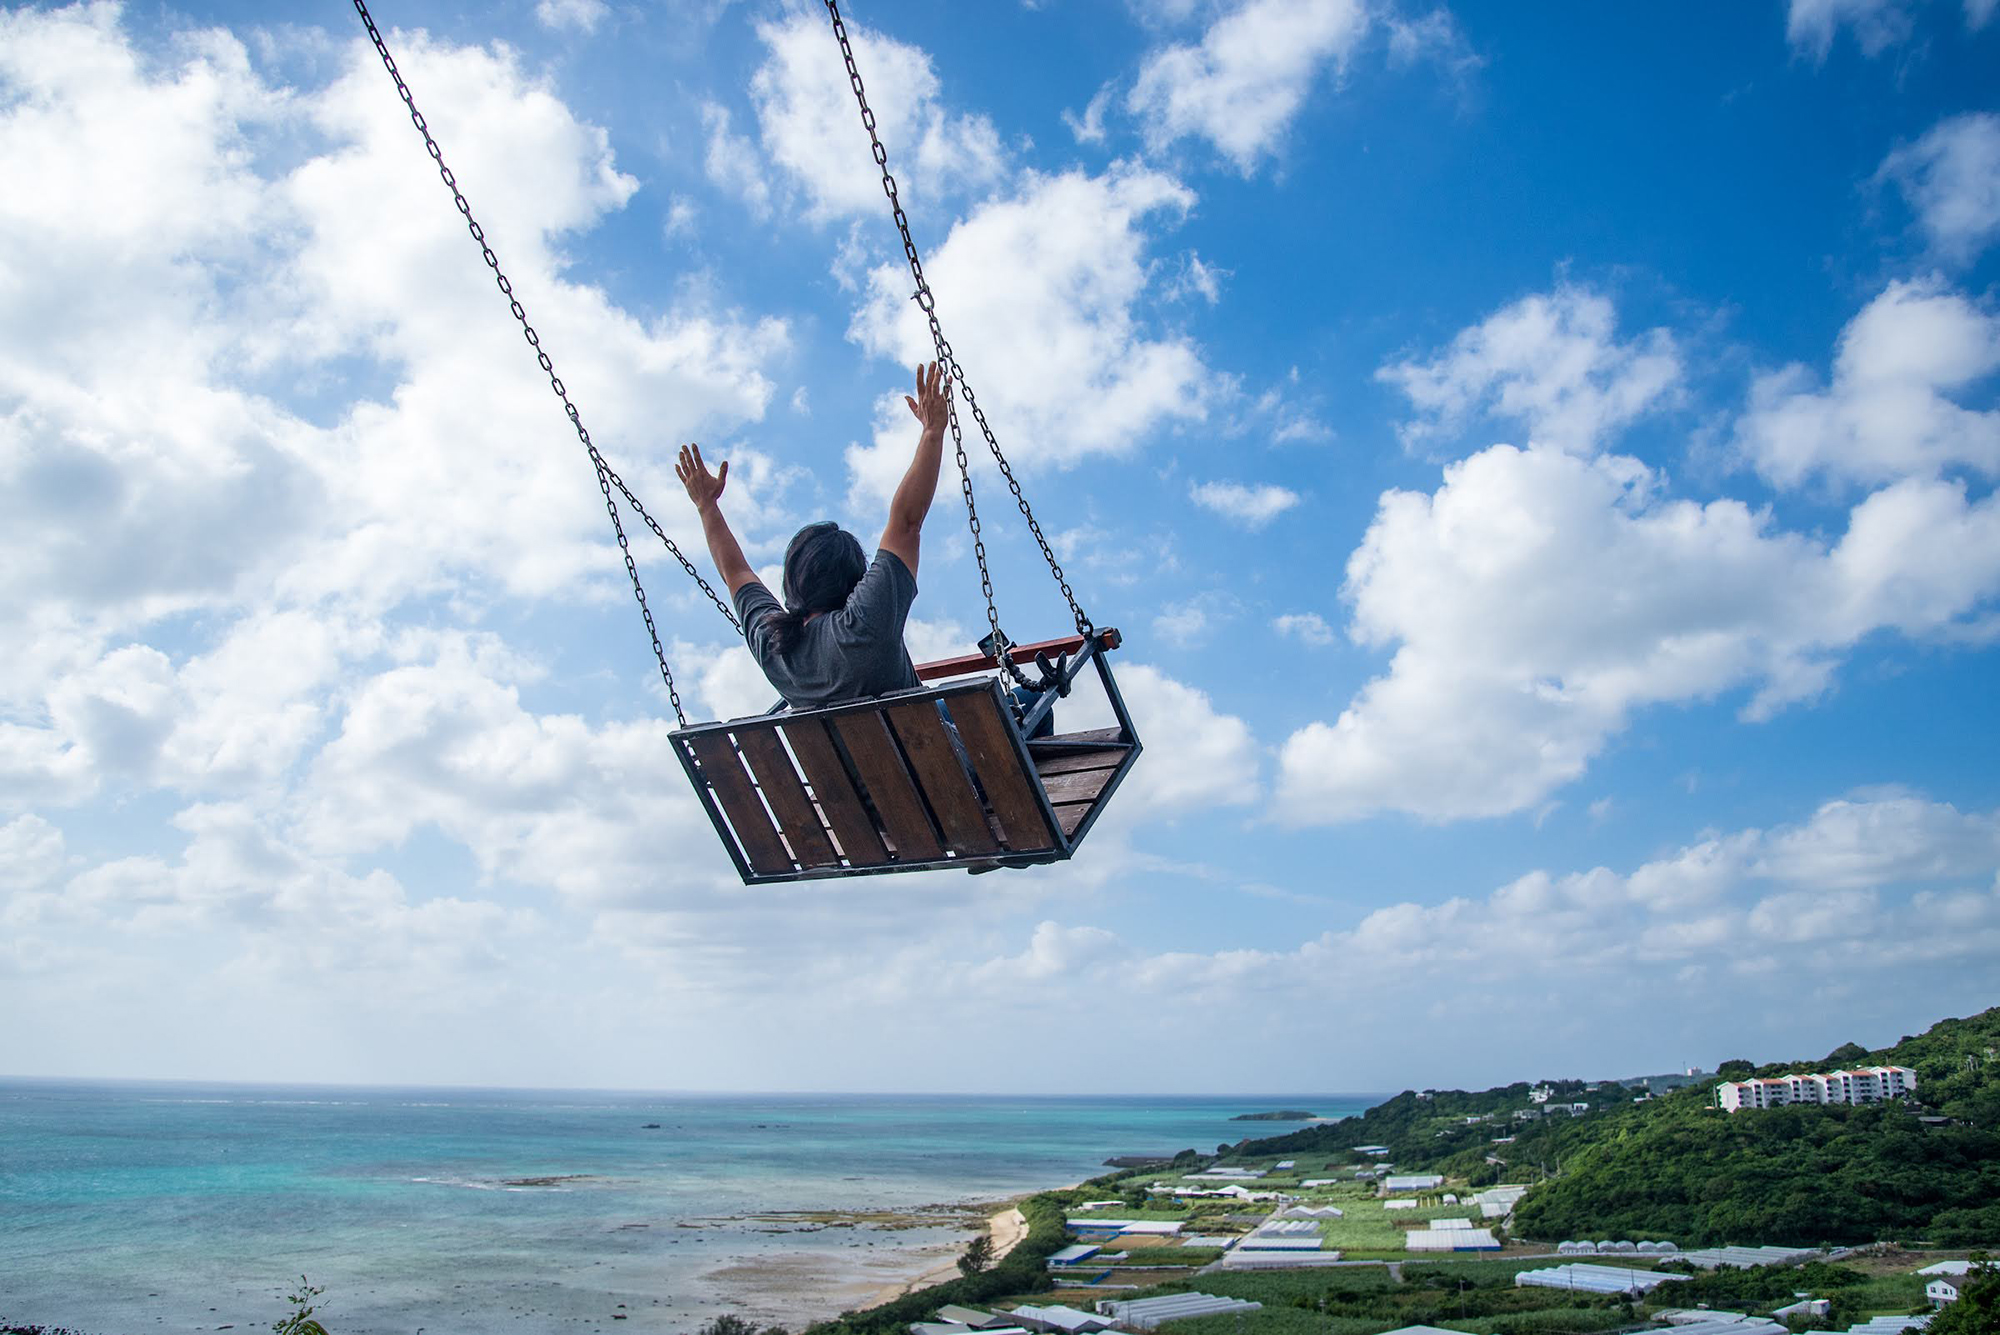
[1928,1276,1963,1306]
[1384,1174,1445,1191]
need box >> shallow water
[0,1081,1379,1335]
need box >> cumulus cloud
[934,791,2000,1081]
[0,5,790,655]
[1190,479,1300,527]
[1276,444,2000,823]
[845,163,1215,503]
[1378,284,1682,457]
[298,633,739,905]
[745,12,1007,223]
[1735,279,2000,488]
[1879,112,2000,265]
[1128,0,1369,173]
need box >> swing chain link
[350,0,742,727]
[824,0,1095,644]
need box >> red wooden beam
[914,628,1121,682]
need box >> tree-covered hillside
[1235,1006,2000,1246]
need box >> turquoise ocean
[0,1081,1382,1335]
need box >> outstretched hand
[676,443,727,511]
[905,361,949,436]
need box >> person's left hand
[676,443,728,511]
[905,361,949,436]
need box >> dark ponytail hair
[767,521,868,655]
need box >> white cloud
[845,163,1215,504]
[1735,279,2000,488]
[0,6,790,649]
[1754,792,2000,888]
[1153,599,1211,646]
[1786,0,1918,57]
[701,101,772,218]
[745,12,1007,223]
[0,814,66,891]
[1378,284,1682,456]
[1273,611,1335,645]
[534,0,609,34]
[1097,664,1259,813]
[1385,8,1483,78]
[1127,0,1369,173]
[1163,253,1227,304]
[298,633,739,905]
[1879,112,2000,265]
[940,791,2000,1078]
[1063,86,1113,145]
[1189,479,1300,527]
[1277,444,2000,823]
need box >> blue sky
[2,0,1996,1094]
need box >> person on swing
[676,362,948,711]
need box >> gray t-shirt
[734,549,920,710]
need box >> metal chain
[350,0,740,726]
[823,0,1094,641]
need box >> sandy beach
[693,1202,1024,1330]
[853,1204,1031,1309]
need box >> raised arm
[880,361,949,576]
[676,443,759,597]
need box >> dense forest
[1234,1006,2000,1246]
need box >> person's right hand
[676,443,728,511]
[904,361,949,436]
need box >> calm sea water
[0,1081,1381,1335]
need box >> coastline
[695,1200,1030,1330]
[853,1204,1032,1310]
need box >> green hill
[1235,1006,2000,1246]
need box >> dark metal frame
[671,632,1141,884]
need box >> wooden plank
[781,719,889,866]
[885,702,1001,857]
[1027,726,1127,751]
[1039,764,1119,807]
[685,733,792,877]
[948,690,1057,852]
[1033,746,1131,777]
[732,727,839,869]
[1053,802,1092,838]
[915,633,1089,681]
[832,712,943,863]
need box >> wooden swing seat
[672,629,1139,884]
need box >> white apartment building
[1716,1065,1917,1113]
